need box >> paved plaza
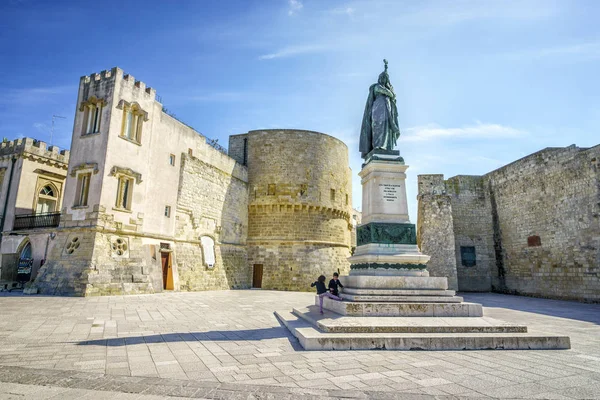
[0,290,598,399]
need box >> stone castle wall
[34,67,250,296]
[238,129,353,291]
[418,145,600,302]
[445,175,496,292]
[486,145,600,302]
[416,175,458,291]
[174,153,249,291]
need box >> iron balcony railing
[13,212,61,230]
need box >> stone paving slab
[0,291,599,399]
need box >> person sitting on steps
[311,275,342,314]
[329,272,344,299]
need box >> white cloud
[258,44,326,60]
[0,85,74,105]
[330,7,355,16]
[185,92,249,102]
[288,0,303,16]
[507,42,600,61]
[403,122,526,142]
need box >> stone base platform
[295,306,526,333]
[341,294,464,302]
[318,296,482,317]
[276,310,571,351]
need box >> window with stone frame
[80,97,105,135]
[164,205,171,217]
[115,176,134,210]
[169,154,175,166]
[36,184,58,214]
[117,101,147,144]
[330,189,336,201]
[74,172,91,207]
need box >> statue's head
[378,71,389,86]
[377,59,390,87]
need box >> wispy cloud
[506,42,600,61]
[184,92,250,102]
[330,6,355,16]
[0,85,74,105]
[288,0,303,16]
[403,122,526,142]
[258,44,326,60]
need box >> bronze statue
[359,59,401,159]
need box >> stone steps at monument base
[342,288,456,296]
[340,294,464,303]
[342,275,448,290]
[292,306,527,333]
[275,311,571,351]
[318,297,483,317]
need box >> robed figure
[359,60,401,159]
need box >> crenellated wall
[34,67,251,295]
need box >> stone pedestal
[350,152,429,275]
[278,150,569,350]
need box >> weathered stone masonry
[31,68,354,296]
[418,145,600,302]
[230,130,353,291]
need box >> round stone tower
[234,129,352,291]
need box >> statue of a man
[359,59,401,159]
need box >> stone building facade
[418,145,600,302]
[1,67,353,296]
[0,139,69,288]
[229,130,353,291]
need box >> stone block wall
[247,242,350,291]
[445,175,496,292]
[418,145,600,302]
[486,145,600,302]
[245,129,353,290]
[174,153,249,290]
[416,175,458,291]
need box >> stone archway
[16,240,33,283]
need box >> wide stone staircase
[276,273,571,351]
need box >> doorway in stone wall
[161,251,173,290]
[252,264,263,288]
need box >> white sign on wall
[200,236,216,269]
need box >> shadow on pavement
[75,319,304,350]
[462,292,600,325]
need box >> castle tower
[34,68,249,295]
[229,129,353,290]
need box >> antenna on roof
[51,115,66,145]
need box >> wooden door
[252,264,263,288]
[161,252,173,290]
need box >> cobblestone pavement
[0,291,598,399]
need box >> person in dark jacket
[328,272,344,297]
[311,275,342,314]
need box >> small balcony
[13,212,61,230]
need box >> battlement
[81,67,157,98]
[0,137,69,164]
[122,72,157,98]
[417,174,446,195]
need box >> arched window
[36,184,58,214]
[20,241,32,260]
[121,103,145,143]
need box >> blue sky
[1,0,599,220]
